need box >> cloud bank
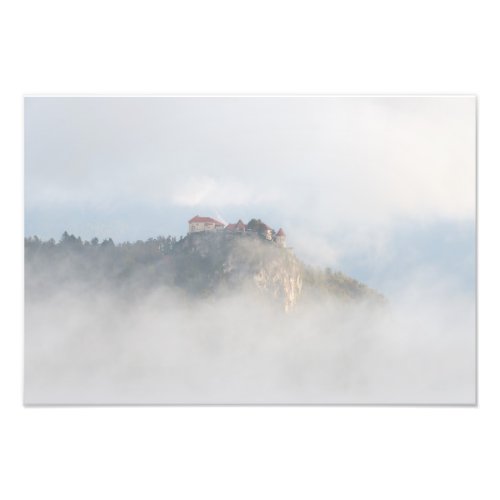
[25,97,475,222]
[24,277,475,405]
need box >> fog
[25,280,475,405]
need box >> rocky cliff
[172,231,382,311]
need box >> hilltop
[25,226,384,310]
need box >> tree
[246,218,262,231]
[60,231,82,248]
[101,238,115,248]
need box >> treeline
[25,230,259,299]
[25,231,180,255]
[25,231,187,298]
[301,265,383,302]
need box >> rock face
[223,237,303,311]
[173,231,382,311]
[173,231,303,310]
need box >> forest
[25,230,383,305]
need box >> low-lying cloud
[24,280,475,405]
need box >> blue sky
[24,96,476,296]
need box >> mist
[25,273,475,405]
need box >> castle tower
[275,228,286,247]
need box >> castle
[188,215,286,247]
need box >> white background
[0,1,498,499]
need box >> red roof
[189,215,225,225]
[226,219,246,231]
[276,228,285,236]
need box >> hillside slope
[25,231,384,310]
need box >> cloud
[25,96,475,221]
[171,176,280,208]
[24,275,476,405]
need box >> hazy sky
[24,96,476,295]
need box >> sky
[24,96,476,296]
